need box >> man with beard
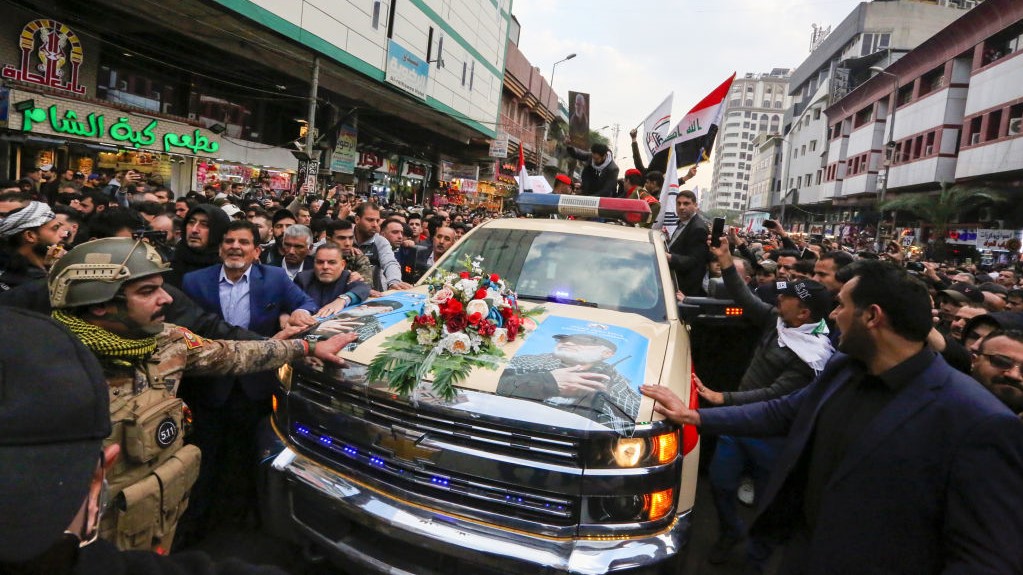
[414,225,457,278]
[178,220,319,545]
[46,237,357,553]
[496,334,639,434]
[166,204,230,288]
[696,235,834,569]
[0,201,65,292]
[294,242,370,317]
[259,209,296,266]
[642,260,1023,575]
[566,143,619,197]
[353,203,411,291]
[972,329,1023,415]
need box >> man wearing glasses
[972,329,1023,415]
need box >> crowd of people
[0,165,506,573]
[2,162,1022,574]
[647,187,1023,573]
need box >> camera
[906,261,925,272]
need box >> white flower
[491,328,508,346]
[416,328,436,345]
[423,302,440,317]
[455,278,478,295]
[442,332,472,355]
[465,299,489,317]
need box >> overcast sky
[512,0,864,188]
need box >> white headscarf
[0,201,55,238]
[776,318,835,374]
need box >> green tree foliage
[881,181,1008,261]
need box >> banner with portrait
[568,91,590,148]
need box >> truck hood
[307,288,670,434]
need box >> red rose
[442,299,463,316]
[460,271,470,279]
[474,289,488,300]
[489,274,500,282]
[468,312,483,325]
[500,306,513,319]
[446,313,468,332]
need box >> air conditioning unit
[963,0,977,8]
[925,145,933,155]
[1009,118,1022,136]
[970,133,981,145]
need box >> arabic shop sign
[3,20,86,95]
[385,39,429,100]
[15,99,220,155]
[330,122,357,174]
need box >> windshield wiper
[518,294,598,308]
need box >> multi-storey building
[744,133,786,230]
[1,0,512,201]
[777,0,974,226]
[707,69,792,213]
[820,0,1022,244]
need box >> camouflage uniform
[99,323,306,552]
[343,251,374,282]
[496,354,640,434]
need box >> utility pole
[304,56,320,192]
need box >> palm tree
[880,181,1009,261]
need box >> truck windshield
[433,228,668,321]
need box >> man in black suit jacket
[643,261,1023,574]
[666,189,710,296]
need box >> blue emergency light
[515,193,652,224]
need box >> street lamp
[542,53,577,169]
[870,66,899,250]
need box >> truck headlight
[606,431,678,468]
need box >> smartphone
[710,217,726,248]
[763,219,778,229]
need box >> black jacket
[293,268,370,309]
[666,215,710,297]
[167,205,230,288]
[718,265,817,406]
[567,147,619,197]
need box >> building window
[809,140,817,152]
[813,108,821,120]
[854,105,873,128]
[918,65,944,97]
[860,32,891,56]
[987,109,1003,141]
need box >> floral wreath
[367,255,543,402]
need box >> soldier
[47,237,356,553]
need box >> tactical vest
[98,355,200,554]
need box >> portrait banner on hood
[316,292,426,350]
[495,316,648,435]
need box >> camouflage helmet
[49,238,170,309]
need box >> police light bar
[516,193,652,224]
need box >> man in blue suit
[176,220,318,546]
[643,260,1023,574]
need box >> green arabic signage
[17,102,220,155]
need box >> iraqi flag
[647,73,736,173]
[517,145,532,195]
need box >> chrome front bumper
[263,447,691,575]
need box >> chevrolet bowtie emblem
[375,426,439,464]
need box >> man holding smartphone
[666,189,710,296]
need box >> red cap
[624,168,642,177]
[555,174,572,185]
